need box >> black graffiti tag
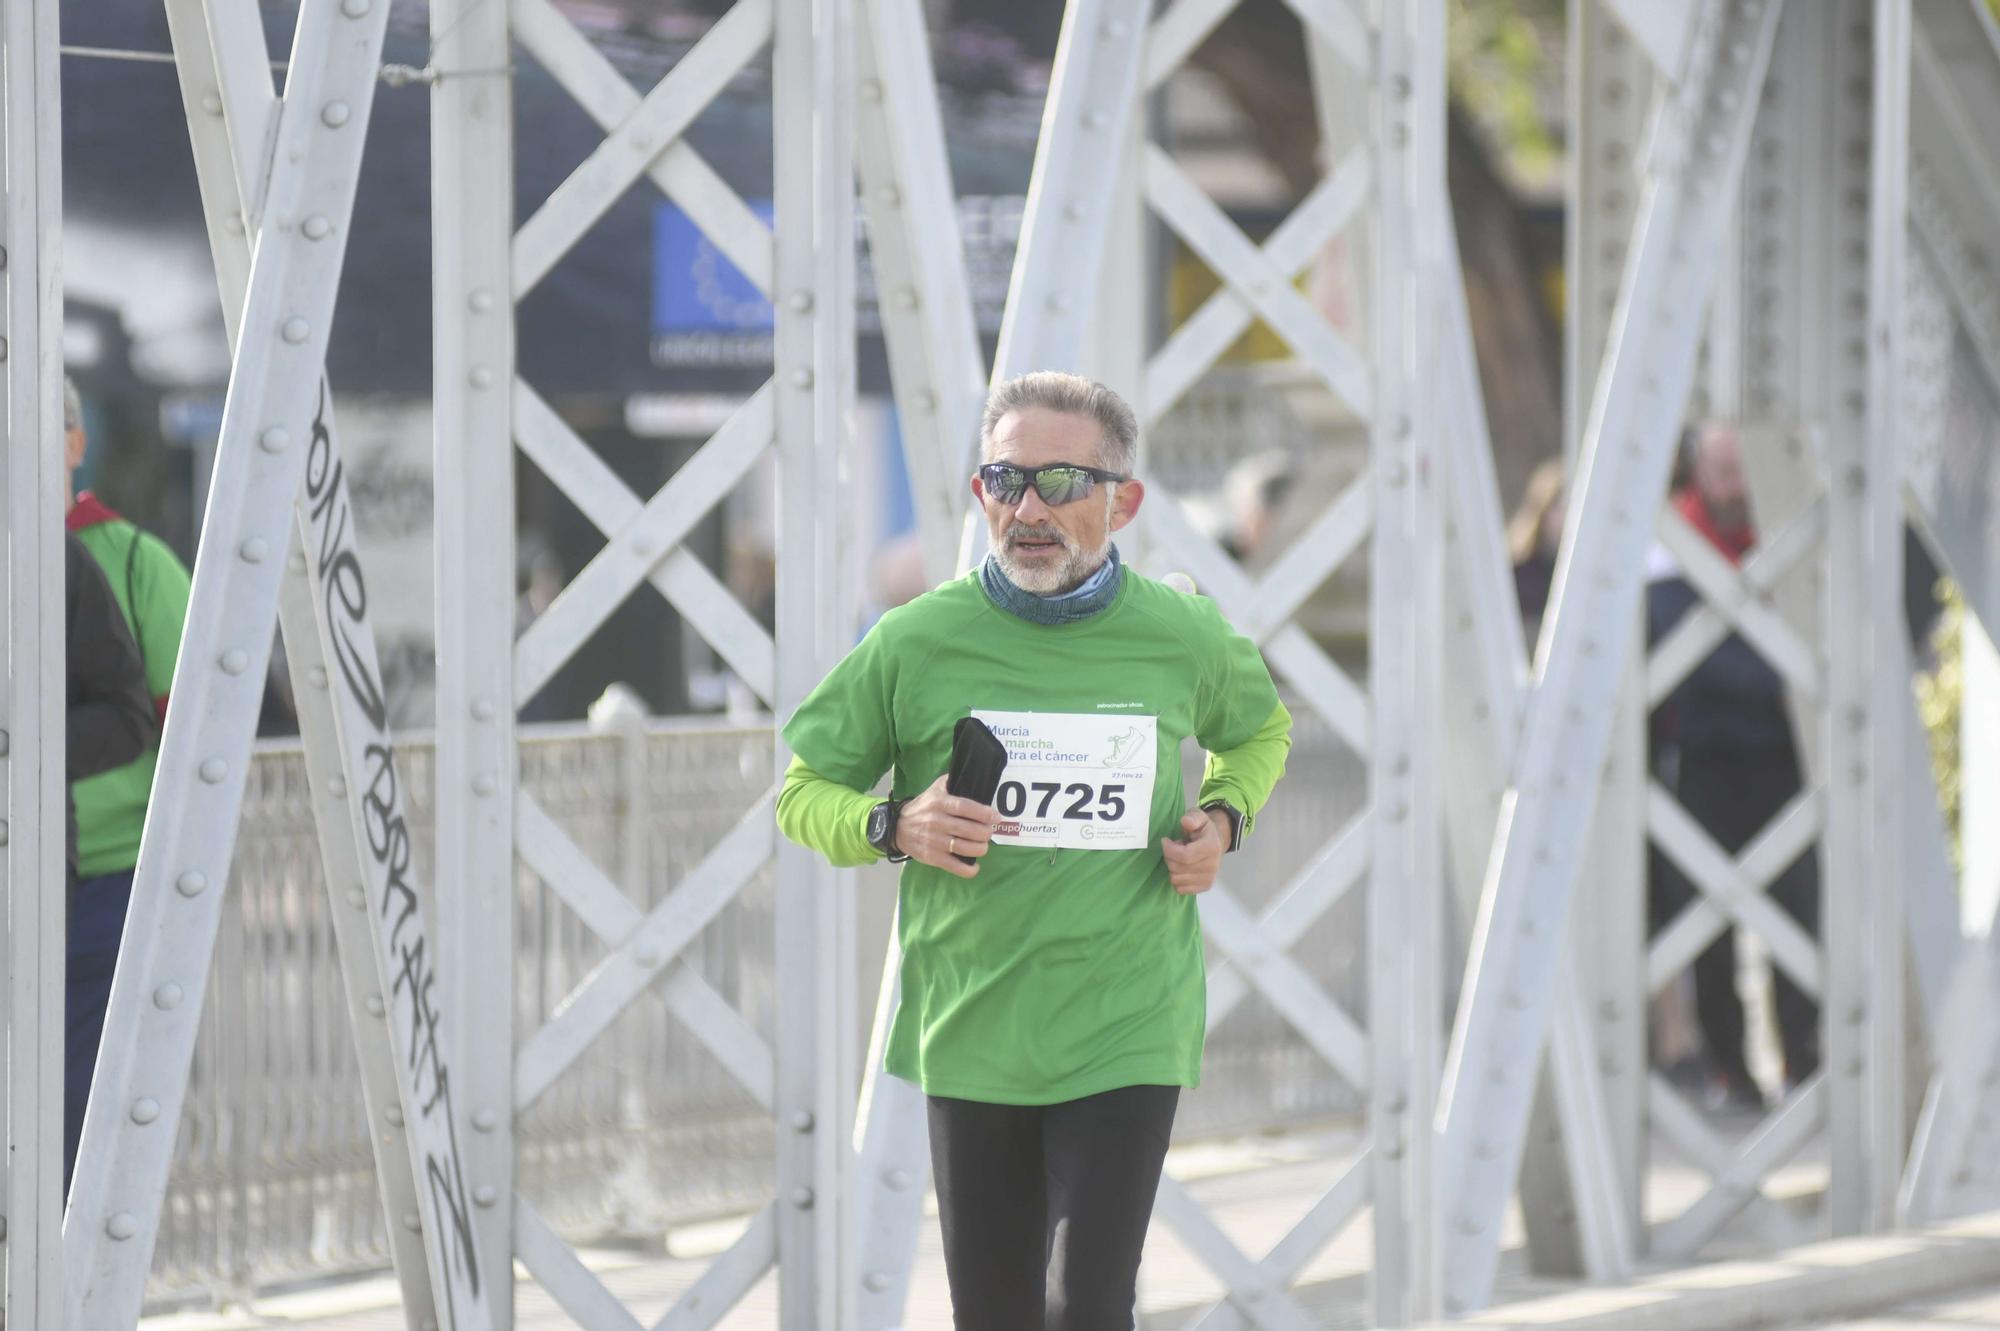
[307,386,482,1319]
[305,387,388,734]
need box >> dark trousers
[927,1084,1179,1331]
[1656,749,1820,1088]
[67,868,134,1195]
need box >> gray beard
[994,528,1110,595]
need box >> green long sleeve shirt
[777,566,1291,1104]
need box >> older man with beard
[777,371,1292,1330]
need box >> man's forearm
[777,753,885,867]
[1199,700,1293,843]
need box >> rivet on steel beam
[475,1185,498,1207]
[0,729,8,756]
[199,759,228,784]
[0,336,9,363]
[260,426,290,453]
[1102,18,1130,38]
[630,132,654,154]
[473,773,497,797]
[348,887,366,910]
[474,1108,498,1131]
[366,995,386,1018]
[469,366,495,390]
[131,1097,161,1125]
[202,92,224,116]
[302,215,332,241]
[468,288,495,313]
[864,1273,891,1293]
[341,0,371,15]
[282,317,311,344]
[329,773,348,799]
[1456,1215,1483,1236]
[896,288,919,311]
[225,215,246,236]
[792,1187,815,1210]
[1063,202,1086,222]
[220,648,251,675]
[791,367,814,389]
[792,1111,815,1132]
[176,871,208,898]
[1082,109,1109,129]
[107,1213,139,1241]
[860,78,883,103]
[155,983,185,1010]
[886,1168,911,1190]
[240,538,269,564]
[634,942,661,968]
[0,819,11,845]
[322,101,352,128]
[878,185,902,208]
[387,1105,405,1126]
[309,665,329,690]
[1847,1004,1866,1026]
[404,1211,422,1233]
[289,551,308,573]
[1474,1139,1499,1161]
[471,696,496,721]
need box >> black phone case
[945,717,1009,863]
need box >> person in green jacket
[778,371,1291,1329]
[62,375,192,1189]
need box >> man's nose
[1014,485,1053,523]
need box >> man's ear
[1108,478,1145,531]
[970,471,987,509]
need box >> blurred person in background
[63,373,187,1188]
[1507,457,1564,642]
[1648,420,1818,1111]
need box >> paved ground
[140,1113,1862,1331]
[1790,1287,2000,1330]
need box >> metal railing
[146,705,1363,1307]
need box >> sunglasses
[977,461,1129,508]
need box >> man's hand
[896,774,1001,880]
[1162,808,1229,895]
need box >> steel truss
[1,0,67,1325]
[10,0,2000,1326]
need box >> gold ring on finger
[949,836,957,856]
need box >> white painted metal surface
[771,0,861,1320]
[1438,1,1785,1310]
[0,0,66,1320]
[64,1,400,1324]
[153,0,458,1320]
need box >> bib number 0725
[995,780,1127,823]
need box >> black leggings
[927,1084,1179,1331]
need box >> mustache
[1006,523,1070,546]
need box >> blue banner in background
[652,201,775,333]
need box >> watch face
[867,802,890,848]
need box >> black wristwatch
[867,798,909,862]
[1201,800,1244,853]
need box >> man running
[777,371,1291,1329]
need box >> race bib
[970,709,1158,851]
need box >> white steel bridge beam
[1436,1,1784,1311]
[0,0,67,1321]
[61,3,440,1328]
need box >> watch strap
[1201,800,1245,853]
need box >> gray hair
[980,371,1138,476]
[62,375,83,433]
